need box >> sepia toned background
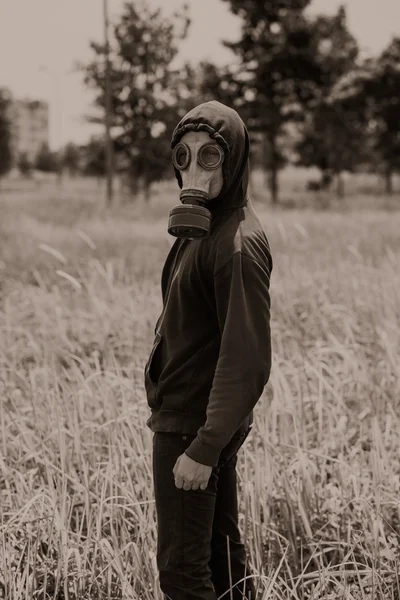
[0,1,399,598]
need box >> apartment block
[8,98,49,165]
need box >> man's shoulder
[209,205,272,275]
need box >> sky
[0,0,399,149]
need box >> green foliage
[308,6,359,92]
[294,7,365,196]
[0,87,13,179]
[221,0,312,24]
[327,37,400,193]
[81,0,193,197]
[219,1,346,202]
[296,102,366,197]
[81,136,106,177]
[62,142,82,176]
[18,152,33,177]
[78,0,398,203]
[365,39,400,192]
[35,143,59,173]
[210,3,362,203]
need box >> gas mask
[168,131,224,239]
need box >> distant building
[8,98,49,166]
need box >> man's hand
[173,453,212,491]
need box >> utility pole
[39,65,63,189]
[103,0,114,206]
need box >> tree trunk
[264,134,279,205]
[143,180,151,203]
[129,175,139,198]
[336,172,345,198]
[269,166,279,205]
[384,166,393,195]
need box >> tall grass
[0,180,399,599]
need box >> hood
[171,100,250,211]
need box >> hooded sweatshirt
[144,100,273,467]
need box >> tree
[219,2,360,204]
[329,37,400,194]
[219,0,328,204]
[35,143,59,172]
[295,100,366,197]
[0,88,13,183]
[196,61,280,191]
[62,142,81,177]
[294,7,363,197]
[81,0,192,201]
[18,152,33,177]
[82,136,106,177]
[366,39,400,194]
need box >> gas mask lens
[173,143,190,170]
[172,142,224,171]
[198,144,224,169]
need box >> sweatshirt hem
[146,409,207,435]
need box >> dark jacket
[144,101,273,467]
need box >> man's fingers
[174,479,209,491]
[175,476,183,489]
[191,481,208,491]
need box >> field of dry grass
[1,173,400,599]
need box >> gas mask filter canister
[168,136,225,239]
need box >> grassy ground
[1,174,400,599]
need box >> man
[144,100,273,600]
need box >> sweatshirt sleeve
[184,250,272,467]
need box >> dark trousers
[152,426,257,600]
